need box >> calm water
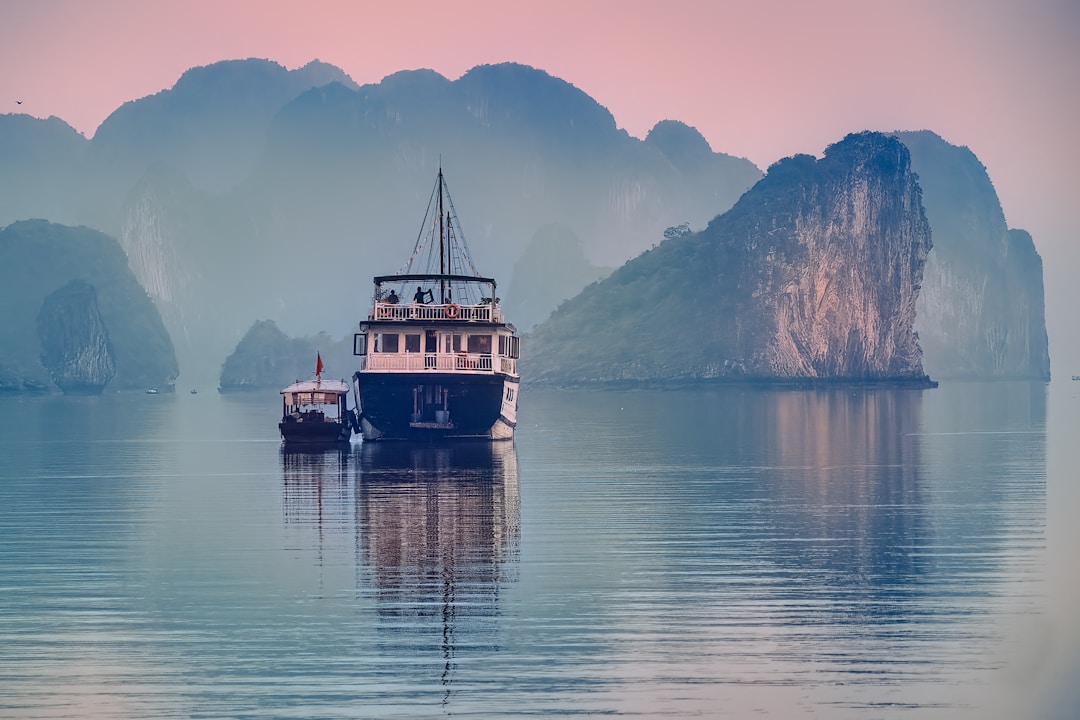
[1,382,1077,719]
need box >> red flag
[315,353,324,378]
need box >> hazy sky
[2,0,1078,365]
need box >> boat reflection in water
[358,444,518,677]
[279,440,520,697]
[280,445,356,534]
[357,441,520,693]
[357,440,520,585]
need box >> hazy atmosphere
[3,0,1078,367]
[1,2,1077,718]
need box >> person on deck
[386,290,399,304]
[414,286,427,304]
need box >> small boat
[190,388,198,395]
[352,167,520,441]
[279,356,357,445]
[146,387,158,395]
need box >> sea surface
[1,381,1077,719]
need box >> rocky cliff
[524,132,933,385]
[0,220,178,393]
[897,131,1050,379]
[36,280,116,393]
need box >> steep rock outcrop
[524,132,933,385]
[36,280,116,393]
[0,220,178,392]
[897,131,1050,379]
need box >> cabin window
[405,334,421,353]
[498,335,519,358]
[445,334,462,353]
[468,334,492,354]
[376,333,399,353]
[353,333,367,356]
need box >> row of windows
[355,332,519,358]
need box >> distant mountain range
[0,58,1050,387]
[0,58,760,382]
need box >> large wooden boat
[352,168,520,441]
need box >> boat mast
[438,167,446,302]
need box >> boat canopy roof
[280,380,350,396]
[374,273,495,287]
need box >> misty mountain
[523,132,934,386]
[218,319,353,392]
[0,114,90,227]
[13,59,1050,388]
[243,63,761,275]
[91,58,358,195]
[0,59,757,382]
[645,120,762,219]
[0,220,177,393]
[502,223,613,332]
[896,131,1050,380]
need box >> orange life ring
[445,303,460,319]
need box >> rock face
[897,131,1050,380]
[36,280,116,393]
[0,220,178,393]
[524,132,933,385]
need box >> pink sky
[2,0,1079,364]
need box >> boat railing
[359,353,501,373]
[283,409,342,423]
[372,301,501,323]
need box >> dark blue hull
[354,371,512,440]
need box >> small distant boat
[190,388,198,394]
[1072,375,1079,381]
[279,355,357,445]
[146,388,158,395]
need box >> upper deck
[370,299,505,324]
[368,273,509,326]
